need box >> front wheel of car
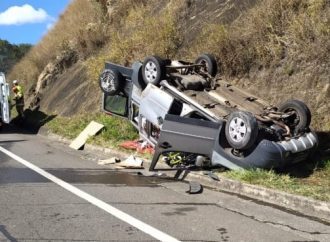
[225,111,258,150]
[99,69,124,95]
[142,55,166,86]
[279,99,311,134]
[195,54,218,77]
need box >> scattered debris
[119,140,154,154]
[98,157,121,165]
[69,121,104,150]
[186,181,203,194]
[137,171,167,177]
[115,155,144,169]
[203,171,220,181]
[208,172,220,181]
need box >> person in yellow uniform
[12,80,25,119]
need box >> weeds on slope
[190,0,330,75]
[46,112,138,148]
[86,1,183,81]
[223,159,330,201]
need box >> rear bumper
[212,132,318,169]
[274,131,318,166]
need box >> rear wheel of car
[195,54,218,77]
[142,56,166,86]
[279,99,311,134]
[225,111,258,150]
[99,69,124,95]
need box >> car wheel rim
[144,61,157,83]
[228,117,247,143]
[101,72,115,92]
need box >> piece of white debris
[98,157,120,165]
[117,155,144,169]
[69,121,104,150]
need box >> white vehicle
[0,72,10,127]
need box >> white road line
[0,146,180,242]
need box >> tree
[0,39,32,73]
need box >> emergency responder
[12,80,25,119]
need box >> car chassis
[99,54,318,171]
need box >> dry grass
[8,0,329,132]
[8,0,108,87]
[190,0,330,76]
[10,0,329,92]
[86,0,184,81]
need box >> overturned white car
[99,54,318,170]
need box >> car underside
[99,54,318,170]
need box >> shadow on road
[4,109,56,135]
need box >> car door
[149,114,222,171]
[102,92,130,118]
[0,73,10,124]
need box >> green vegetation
[0,39,32,73]
[46,112,138,148]
[223,160,330,201]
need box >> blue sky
[0,0,71,45]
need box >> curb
[38,128,330,223]
[186,172,330,223]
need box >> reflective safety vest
[12,85,23,99]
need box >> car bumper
[212,132,318,169]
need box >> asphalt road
[0,125,329,242]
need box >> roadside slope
[8,0,329,135]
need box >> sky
[0,0,71,45]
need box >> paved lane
[0,125,329,241]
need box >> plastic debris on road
[187,181,203,194]
[119,140,154,154]
[114,155,144,169]
[98,157,121,165]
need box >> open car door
[0,73,10,124]
[149,114,221,171]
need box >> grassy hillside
[8,0,329,134]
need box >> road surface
[0,125,329,241]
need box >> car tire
[195,54,218,77]
[142,56,166,86]
[279,99,311,133]
[225,111,258,150]
[99,69,124,95]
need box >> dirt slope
[22,0,258,116]
[8,0,330,136]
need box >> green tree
[0,39,32,73]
